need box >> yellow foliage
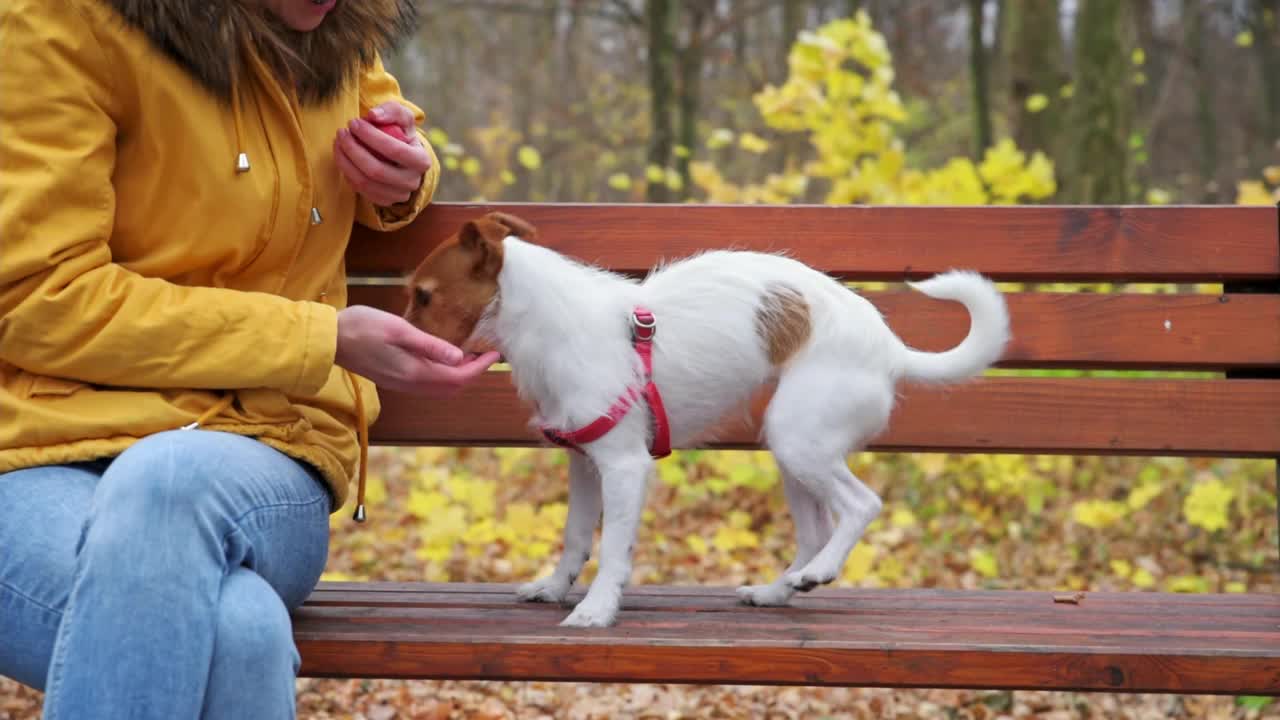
[738,132,771,154]
[363,473,388,506]
[1109,559,1132,579]
[842,543,877,583]
[516,145,542,170]
[713,526,759,553]
[407,489,449,520]
[1182,478,1234,532]
[607,172,633,191]
[890,507,917,528]
[695,13,1055,206]
[1071,499,1128,529]
[1166,575,1210,593]
[1025,93,1049,113]
[969,548,999,579]
[1126,479,1165,510]
[664,167,684,191]
[687,535,709,555]
[876,554,905,584]
[1237,180,1278,205]
[1131,568,1157,588]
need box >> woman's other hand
[334,306,498,397]
[334,101,432,207]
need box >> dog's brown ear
[458,217,507,279]
[486,212,537,242]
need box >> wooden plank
[293,583,1280,694]
[305,583,1280,618]
[367,376,1280,457]
[348,286,1280,370]
[347,203,1280,282]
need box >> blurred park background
[5,1,1279,718]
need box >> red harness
[539,307,672,458]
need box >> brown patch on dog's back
[755,286,811,365]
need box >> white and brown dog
[404,211,1010,627]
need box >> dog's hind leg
[736,469,834,606]
[517,451,601,604]
[783,460,881,591]
[762,364,889,593]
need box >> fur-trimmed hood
[104,0,418,104]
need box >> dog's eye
[414,287,432,307]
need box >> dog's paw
[559,598,619,628]
[784,570,836,593]
[516,577,570,604]
[736,583,793,607]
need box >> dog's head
[403,211,537,348]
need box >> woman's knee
[212,569,299,679]
[94,430,243,512]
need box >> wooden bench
[293,203,1280,695]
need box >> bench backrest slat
[347,204,1280,283]
[369,376,1280,456]
[348,286,1280,371]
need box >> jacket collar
[103,0,418,104]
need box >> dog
[403,211,1010,627]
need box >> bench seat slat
[305,583,1280,615]
[368,376,1280,456]
[348,287,1280,370]
[347,203,1280,282]
[294,583,1280,694]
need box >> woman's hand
[334,306,498,397]
[334,101,432,207]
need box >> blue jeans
[0,430,332,719]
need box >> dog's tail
[899,270,1010,384]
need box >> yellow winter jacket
[0,0,439,510]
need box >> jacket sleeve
[0,0,337,395]
[354,53,441,231]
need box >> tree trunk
[775,0,808,174]
[1185,0,1218,201]
[1065,0,1134,203]
[646,0,676,203]
[1002,0,1063,156]
[676,2,711,201]
[968,0,993,158]
[1252,0,1280,159]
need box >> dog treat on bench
[1053,592,1086,605]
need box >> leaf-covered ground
[3,446,1276,719]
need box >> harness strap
[541,307,671,458]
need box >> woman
[0,0,498,716]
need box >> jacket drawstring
[232,83,250,174]
[180,394,236,431]
[342,370,370,523]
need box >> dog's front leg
[517,452,601,603]
[560,450,651,628]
